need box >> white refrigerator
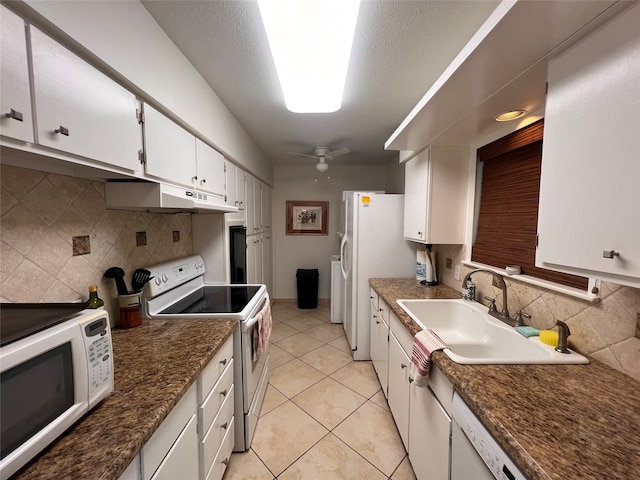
[340,192,416,360]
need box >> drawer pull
[221,422,228,430]
[55,126,69,136]
[220,358,227,366]
[408,376,415,384]
[222,458,229,466]
[220,389,228,397]
[603,249,620,259]
[400,363,407,369]
[5,109,23,121]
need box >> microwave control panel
[80,312,114,405]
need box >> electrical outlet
[454,265,461,280]
[136,231,147,247]
[445,257,453,269]
[492,276,501,288]
[173,230,181,243]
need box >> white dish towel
[410,329,448,387]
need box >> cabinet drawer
[198,336,233,403]
[204,417,235,480]
[378,300,390,323]
[201,384,234,473]
[143,384,197,480]
[369,287,379,311]
[200,359,233,434]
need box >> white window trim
[461,110,601,303]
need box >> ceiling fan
[287,145,351,172]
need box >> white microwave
[0,307,114,479]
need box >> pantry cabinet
[403,146,469,244]
[537,4,640,288]
[0,6,34,143]
[30,26,141,172]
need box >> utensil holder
[118,293,142,328]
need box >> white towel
[410,329,447,387]
[256,298,272,357]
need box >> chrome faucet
[555,320,571,354]
[461,268,511,324]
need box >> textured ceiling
[141,0,500,167]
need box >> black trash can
[296,268,319,309]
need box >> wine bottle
[88,285,105,309]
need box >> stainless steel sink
[396,299,589,365]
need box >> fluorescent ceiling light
[257,0,360,113]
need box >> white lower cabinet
[370,295,389,398]
[198,336,234,480]
[120,337,234,480]
[387,331,411,450]
[378,302,454,480]
[409,382,451,480]
[142,384,198,480]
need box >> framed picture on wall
[286,201,328,235]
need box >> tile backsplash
[0,165,193,324]
[435,244,640,382]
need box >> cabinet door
[403,151,429,242]
[236,169,246,210]
[246,235,258,284]
[388,333,410,450]
[409,383,451,480]
[0,6,34,143]
[261,183,271,232]
[263,233,273,294]
[195,139,225,197]
[143,104,196,188]
[537,5,640,285]
[245,174,256,233]
[30,27,141,171]
[149,414,198,480]
[370,305,389,398]
[225,160,237,207]
[253,180,263,233]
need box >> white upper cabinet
[195,139,225,198]
[142,103,197,188]
[30,26,141,171]
[225,160,237,208]
[403,146,469,244]
[261,182,271,232]
[537,5,640,287]
[0,6,34,143]
[245,173,256,233]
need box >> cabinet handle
[5,109,23,122]
[376,320,380,325]
[192,175,198,181]
[400,363,407,369]
[221,422,228,430]
[54,126,69,136]
[418,231,423,236]
[408,376,415,383]
[220,358,227,366]
[602,250,620,259]
[220,389,228,397]
[201,178,206,184]
[221,458,229,466]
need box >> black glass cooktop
[159,285,261,315]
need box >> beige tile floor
[224,302,417,480]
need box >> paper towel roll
[416,249,427,280]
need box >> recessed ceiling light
[495,110,528,122]
[257,0,361,113]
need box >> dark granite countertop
[370,278,640,480]
[13,317,237,480]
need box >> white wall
[272,165,387,300]
[385,157,405,194]
[16,0,273,184]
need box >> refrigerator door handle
[340,235,348,279]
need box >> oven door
[241,295,270,407]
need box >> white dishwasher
[451,393,527,480]
[330,255,343,323]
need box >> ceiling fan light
[316,161,329,172]
[257,0,361,113]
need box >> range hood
[105,181,237,213]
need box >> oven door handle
[242,296,268,332]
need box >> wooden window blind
[472,119,588,290]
